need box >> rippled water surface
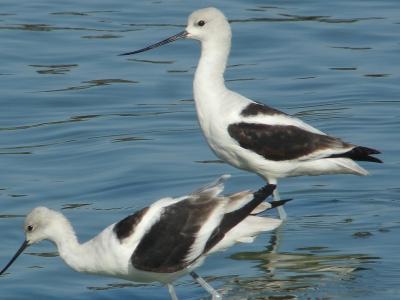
[1,1,399,299]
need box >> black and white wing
[128,176,279,273]
[229,102,382,163]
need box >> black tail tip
[329,146,382,163]
[254,184,276,200]
[260,184,276,193]
[366,148,381,155]
[358,146,383,163]
[368,156,383,163]
[271,198,293,208]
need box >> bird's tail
[329,146,382,163]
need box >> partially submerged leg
[273,187,287,221]
[190,271,222,300]
[167,283,178,300]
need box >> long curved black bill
[0,240,29,276]
[119,30,188,56]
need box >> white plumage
[120,7,382,219]
[0,175,286,300]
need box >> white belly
[200,120,365,182]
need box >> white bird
[120,7,382,220]
[0,175,288,300]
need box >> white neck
[50,220,91,273]
[195,39,230,88]
[50,221,126,278]
[193,37,231,118]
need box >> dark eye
[27,225,33,232]
[197,20,205,27]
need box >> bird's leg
[167,283,179,300]
[190,271,222,300]
[273,188,287,221]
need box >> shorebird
[0,175,288,300]
[119,7,382,220]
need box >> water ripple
[230,14,384,24]
[29,64,78,75]
[38,79,137,93]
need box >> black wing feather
[114,207,149,241]
[131,196,217,273]
[228,122,347,161]
[203,184,276,254]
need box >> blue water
[1,0,399,299]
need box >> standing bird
[119,7,382,219]
[0,176,288,300]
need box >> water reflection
[27,252,58,258]
[74,229,379,298]
[230,14,384,24]
[195,159,225,164]
[81,34,122,39]
[0,114,98,131]
[112,136,150,143]
[167,69,189,73]
[293,106,349,121]
[225,231,379,298]
[87,282,149,291]
[0,109,178,134]
[364,73,390,78]
[329,67,357,71]
[30,64,78,75]
[50,11,117,16]
[330,46,372,51]
[227,63,257,69]
[125,23,184,29]
[0,23,133,33]
[0,214,25,219]
[50,11,90,16]
[126,58,174,64]
[245,7,282,12]
[61,203,91,210]
[226,77,258,82]
[39,78,137,93]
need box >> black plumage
[228,122,347,161]
[114,207,149,241]
[131,196,217,273]
[240,102,285,117]
[203,184,276,253]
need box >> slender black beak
[119,30,188,56]
[0,240,29,276]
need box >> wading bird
[120,7,382,220]
[0,175,288,300]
